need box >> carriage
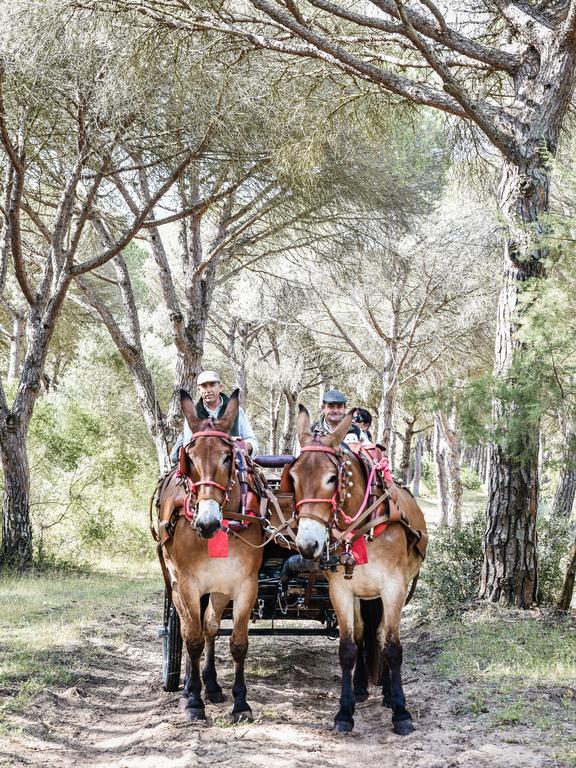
[157,453,338,694]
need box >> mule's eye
[222,455,231,465]
[327,474,337,484]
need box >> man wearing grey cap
[170,370,258,465]
[311,389,364,443]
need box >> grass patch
[429,608,576,747]
[435,610,576,690]
[0,569,162,721]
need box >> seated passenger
[311,389,367,445]
[353,407,373,442]
[170,370,258,466]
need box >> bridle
[293,444,348,527]
[182,428,237,511]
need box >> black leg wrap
[383,640,413,734]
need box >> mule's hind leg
[353,598,369,702]
[229,581,258,722]
[380,577,413,735]
[202,592,229,703]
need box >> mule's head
[291,404,356,560]
[180,388,239,539]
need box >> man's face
[322,401,347,428]
[198,381,222,408]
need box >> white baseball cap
[197,370,221,386]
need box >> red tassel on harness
[351,536,368,565]
[207,522,229,557]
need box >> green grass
[435,610,576,689]
[431,608,576,743]
[0,569,162,722]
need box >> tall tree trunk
[437,410,463,527]
[269,387,281,455]
[557,538,576,611]
[434,415,449,524]
[281,388,298,454]
[412,434,423,497]
[398,415,415,484]
[481,159,547,606]
[552,423,576,519]
[0,425,32,567]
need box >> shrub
[418,508,485,616]
[537,514,572,605]
[460,465,482,491]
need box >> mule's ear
[218,389,240,434]
[180,389,201,431]
[325,409,356,447]
[296,404,312,441]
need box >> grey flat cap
[323,389,347,404]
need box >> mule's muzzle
[296,519,325,561]
[194,499,223,539]
[195,518,222,539]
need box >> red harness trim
[295,493,337,511]
[189,429,233,442]
[299,445,338,456]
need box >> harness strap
[299,511,332,526]
[299,445,338,456]
[332,490,391,543]
[263,487,299,548]
[156,542,173,604]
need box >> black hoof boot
[382,696,392,709]
[354,689,369,703]
[185,706,207,722]
[207,689,226,704]
[232,708,253,723]
[334,718,354,733]
[393,717,414,736]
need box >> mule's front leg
[331,588,356,732]
[175,586,206,722]
[202,592,229,703]
[380,580,413,735]
[229,582,257,722]
[352,599,369,702]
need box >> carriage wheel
[161,596,183,692]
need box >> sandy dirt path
[0,598,566,768]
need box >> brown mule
[290,406,427,734]
[157,389,263,723]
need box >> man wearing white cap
[170,370,258,465]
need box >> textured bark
[7,312,25,384]
[552,426,576,519]
[398,415,415,484]
[434,416,449,524]
[0,426,32,567]
[558,539,576,611]
[412,434,423,498]
[281,388,298,454]
[437,410,463,527]
[269,387,281,455]
[481,159,548,606]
